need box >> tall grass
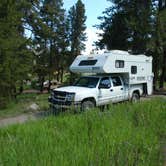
[0,98,165,166]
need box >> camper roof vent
[111,50,129,55]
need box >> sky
[63,0,112,54]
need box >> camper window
[131,66,137,74]
[115,60,124,68]
[79,60,97,66]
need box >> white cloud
[82,27,103,55]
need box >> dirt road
[0,114,36,127]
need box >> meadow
[0,98,165,166]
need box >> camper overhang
[70,50,152,74]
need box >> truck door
[98,77,113,105]
[111,76,125,102]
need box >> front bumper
[48,96,80,109]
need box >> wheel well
[133,90,140,97]
[81,97,96,106]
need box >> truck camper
[49,50,153,111]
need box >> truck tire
[81,100,95,111]
[131,92,140,103]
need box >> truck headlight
[66,93,75,101]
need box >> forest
[0,0,166,108]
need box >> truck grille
[50,91,75,106]
[53,91,67,101]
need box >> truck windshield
[74,77,99,88]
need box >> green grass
[0,93,49,118]
[0,98,165,166]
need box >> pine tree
[0,0,33,107]
[128,0,153,54]
[96,0,153,54]
[68,0,87,63]
[29,0,68,90]
[67,0,87,83]
[158,0,166,88]
[96,6,130,50]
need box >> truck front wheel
[81,100,95,111]
[131,92,140,103]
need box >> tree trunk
[19,80,23,94]
[11,84,17,100]
[48,76,51,92]
[153,49,160,90]
[40,76,44,93]
[60,67,64,83]
[153,61,159,91]
[69,72,74,84]
[57,67,60,82]
[159,48,166,88]
[153,10,162,90]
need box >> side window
[115,60,124,68]
[112,77,122,87]
[131,66,137,74]
[79,60,97,66]
[99,77,111,89]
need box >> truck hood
[54,86,95,94]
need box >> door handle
[121,88,123,90]
[110,89,113,92]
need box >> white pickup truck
[49,50,153,111]
[49,75,144,111]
